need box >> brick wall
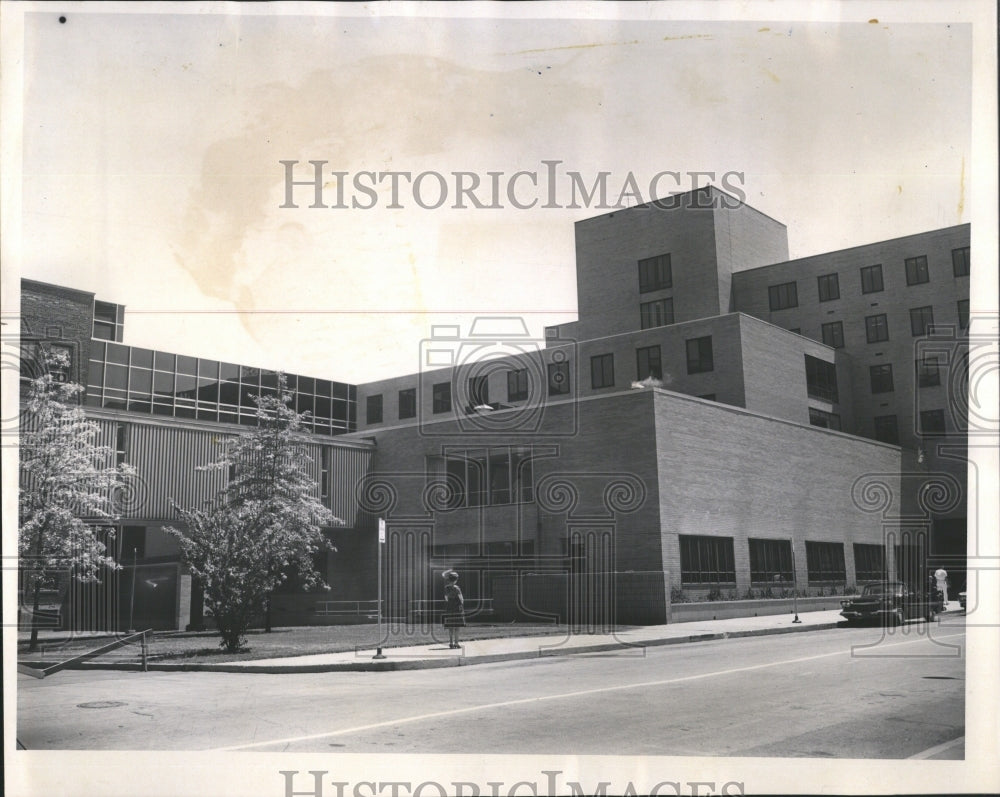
[20,279,96,388]
[652,390,902,595]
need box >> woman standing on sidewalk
[442,569,465,649]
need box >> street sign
[378,518,386,543]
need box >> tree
[166,376,339,652]
[18,349,133,651]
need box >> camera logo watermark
[418,317,578,438]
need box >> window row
[86,341,355,434]
[680,536,888,585]
[871,409,948,443]
[366,362,573,424]
[429,447,537,508]
[818,300,968,350]
[767,248,969,311]
[591,336,714,390]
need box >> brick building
[18,186,969,628]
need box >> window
[636,345,662,381]
[910,306,935,337]
[957,299,970,330]
[860,264,884,294]
[468,376,489,407]
[873,415,899,444]
[640,298,674,330]
[114,422,128,466]
[808,407,841,431]
[93,300,124,342]
[905,255,929,285]
[919,409,946,436]
[638,253,672,293]
[679,535,736,584]
[548,361,570,395]
[805,355,838,402]
[507,369,528,402]
[806,541,846,583]
[916,356,941,388]
[398,388,416,420]
[952,246,970,277]
[869,364,894,394]
[853,544,886,583]
[320,447,330,500]
[366,394,383,425]
[817,273,840,302]
[768,281,798,311]
[865,313,889,343]
[47,343,73,382]
[591,354,615,389]
[435,446,536,508]
[686,336,713,374]
[432,382,451,414]
[821,321,844,349]
[749,539,794,583]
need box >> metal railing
[313,600,380,620]
[17,629,154,679]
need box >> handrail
[17,629,154,679]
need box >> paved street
[17,620,965,758]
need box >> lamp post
[791,569,801,623]
[373,518,387,660]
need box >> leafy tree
[167,376,339,652]
[18,349,133,651]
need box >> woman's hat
[442,569,459,581]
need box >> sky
[5,5,980,384]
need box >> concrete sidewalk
[21,603,964,675]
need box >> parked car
[840,582,938,625]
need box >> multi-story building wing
[19,186,970,630]
[19,279,374,631]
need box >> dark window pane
[768,281,798,311]
[154,351,175,371]
[686,336,713,374]
[590,354,614,388]
[130,347,153,369]
[177,355,197,375]
[821,321,844,349]
[106,343,130,366]
[129,367,152,394]
[952,246,970,277]
[548,361,570,395]
[638,253,672,292]
[905,255,929,286]
[861,264,884,294]
[817,273,840,302]
[805,355,838,402]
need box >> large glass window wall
[86,341,356,435]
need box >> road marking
[213,631,965,752]
[908,735,965,759]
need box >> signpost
[373,518,387,659]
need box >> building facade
[18,186,970,629]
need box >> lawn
[17,622,585,664]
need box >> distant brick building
[19,186,969,629]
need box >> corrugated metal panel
[126,423,229,519]
[99,419,374,524]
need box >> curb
[18,618,848,675]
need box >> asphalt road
[17,621,965,759]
